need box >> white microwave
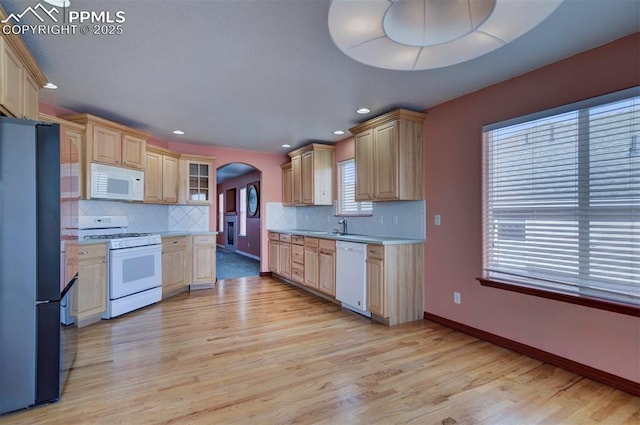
[90,163,144,201]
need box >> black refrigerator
[0,116,78,414]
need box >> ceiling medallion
[328,0,563,71]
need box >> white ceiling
[3,0,639,154]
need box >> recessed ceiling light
[43,82,58,89]
[281,144,291,148]
[356,108,371,114]
[333,130,345,135]
[43,0,71,7]
[172,130,185,135]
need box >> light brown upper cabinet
[0,11,47,120]
[179,154,215,205]
[40,113,86,200]
[145,145,179,204]
[287,144,334,206]
[62,114,149,171]
[281,162,293,206]
[350,109,426,201]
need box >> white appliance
[78,216,162,319]
[90,163,144,201]
[336,241,371,318]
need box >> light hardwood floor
[4,276,639,424]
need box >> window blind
[337,159,373,216]
[239,187,247,236]
[483,89,639,306]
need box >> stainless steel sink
[301,230,337,235]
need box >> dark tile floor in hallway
[216,248,260,279]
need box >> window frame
[336,159,373,217]
[480,87,640,317]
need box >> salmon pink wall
[423,33,640,382]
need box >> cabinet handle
[172,241,178,244]
[80,250,89,255]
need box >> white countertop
[267,229,424,245]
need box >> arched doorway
[215,163,261,279]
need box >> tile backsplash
[267,200,425,240]
[79,200,209,233]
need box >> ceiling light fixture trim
[328,0,563,71]
[43,82,58,89]
[172,130,185,135]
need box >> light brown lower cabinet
[267,233,423,326]
[278,234,291,279]
[291,236,305,284]
[161,236,190,298]
[366,243,424,326]
[74,243,107,327]
[192,235,216,285]
[304,237,319,290]
[317,239,335,296]
[268,233,279,273]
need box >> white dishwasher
[335,241,371,317]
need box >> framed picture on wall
[247,182,259,217]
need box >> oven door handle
[109,244,161,258]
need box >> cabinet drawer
[318,239,336,252]
[269,232,280,241]
[193,234,216,245]
[304,237,319,248]
[162,236,187,248]
[291,244,304,264]
[367,244,384,259]
[291,264,304,283]
[291,235,304,245]
[279,234,292,243]
[78,243,107,260]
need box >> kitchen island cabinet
[350,109,426,201]
[74,243,107,327]
[162,236,190,298]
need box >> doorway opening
[216,163,261,280]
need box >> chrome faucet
[338,218,348,235]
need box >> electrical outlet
[379,215,384,224]
[393,215,398,224]
[435,215,441,226]
[454,291,461,304]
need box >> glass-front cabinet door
[189,162,209,202]
[180,155,214,205]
